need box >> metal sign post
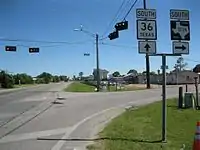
[149,53,181,142]
[162,55,167,142]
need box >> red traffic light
[5,46,17,52]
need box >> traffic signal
[115,21,128,31]
[108,30,119,40]
[5,46,17,52]
[84,53,90,56]
[29,48,39,53]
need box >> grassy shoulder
[88,98,200,150]
[64,82,96,92]
[14,84,37,88]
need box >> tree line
[0,71,69,88]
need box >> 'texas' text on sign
[137,20,157,40]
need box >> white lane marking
[0,127,73,143]
[51,95,169,150]
[51,106,118,150]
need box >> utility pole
[96,34,100,92]
[143,0,151,89]
[74,26,101,92]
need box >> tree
[79,72,84,80]
[193,64,200,73]
[13,73,33,84]
[73,75,76,81]
[142,71,147,75]
[150,71,156,75]
[112,71,120,77]
[127,69,138,76]
[52,75,60,82]
[174,57,188,72]
[0,71,14,88]
[157,69,160,75]
[59,75,68,82]
[37,72,52,84]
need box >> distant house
[136,70,198,85]
[137,74,162,84]
[167,70,198,84]
[108,76,125,84]
[123,73,138,84]
[93,69,109,80]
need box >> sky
[0,0,199,77]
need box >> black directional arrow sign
[173,41,189,54]
[138,41,156,54]
[175,45,186,51]
[144,43,151,52]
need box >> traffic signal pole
[96,34,100,92]
[143,0,151,89]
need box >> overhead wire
[101,0,128,38]
[0,38,92,45]
[101,42,137,49]
[101,0,139,40]
[171,56,200,65]
[123,0,139,20]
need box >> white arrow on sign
[172,41,189,54]
[138,41,156,54]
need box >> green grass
[88,98,200,150]
[14,84,37,88]
[64,82,96,92]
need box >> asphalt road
[0,82,70,128]
[0,84,197,150]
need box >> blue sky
[0,0,199,77]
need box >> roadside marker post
[136,7,190,143]
[149,53,181,142]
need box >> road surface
[0,84,196,150]
[0,82,70,128]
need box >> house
[93,69,109,80]
[137,74,162,84]
[167,70,198,84]
[123,73,138,84]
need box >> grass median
[64,82,96,92]
[88,98,200,150]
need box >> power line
[0,38,92,45]
[101,0,139,40]
[101,0,128,38]
[16,44,66,48]
[123,0,139,20]
[101,42,137,49]
[172,56,200,63]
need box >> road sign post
[138,41,156,54]
[137,20,157,40]
[170,9,190,55]
[172,41,189,54]
[136,5,157,89]
[162,55,167,142]
[149,53,181,142]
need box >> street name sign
[170,9,189,20]
[137,20,157,40]
[172,41,189,54]
[170,21,190,41]
[138,41,156,54]
[136,9,156,19]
